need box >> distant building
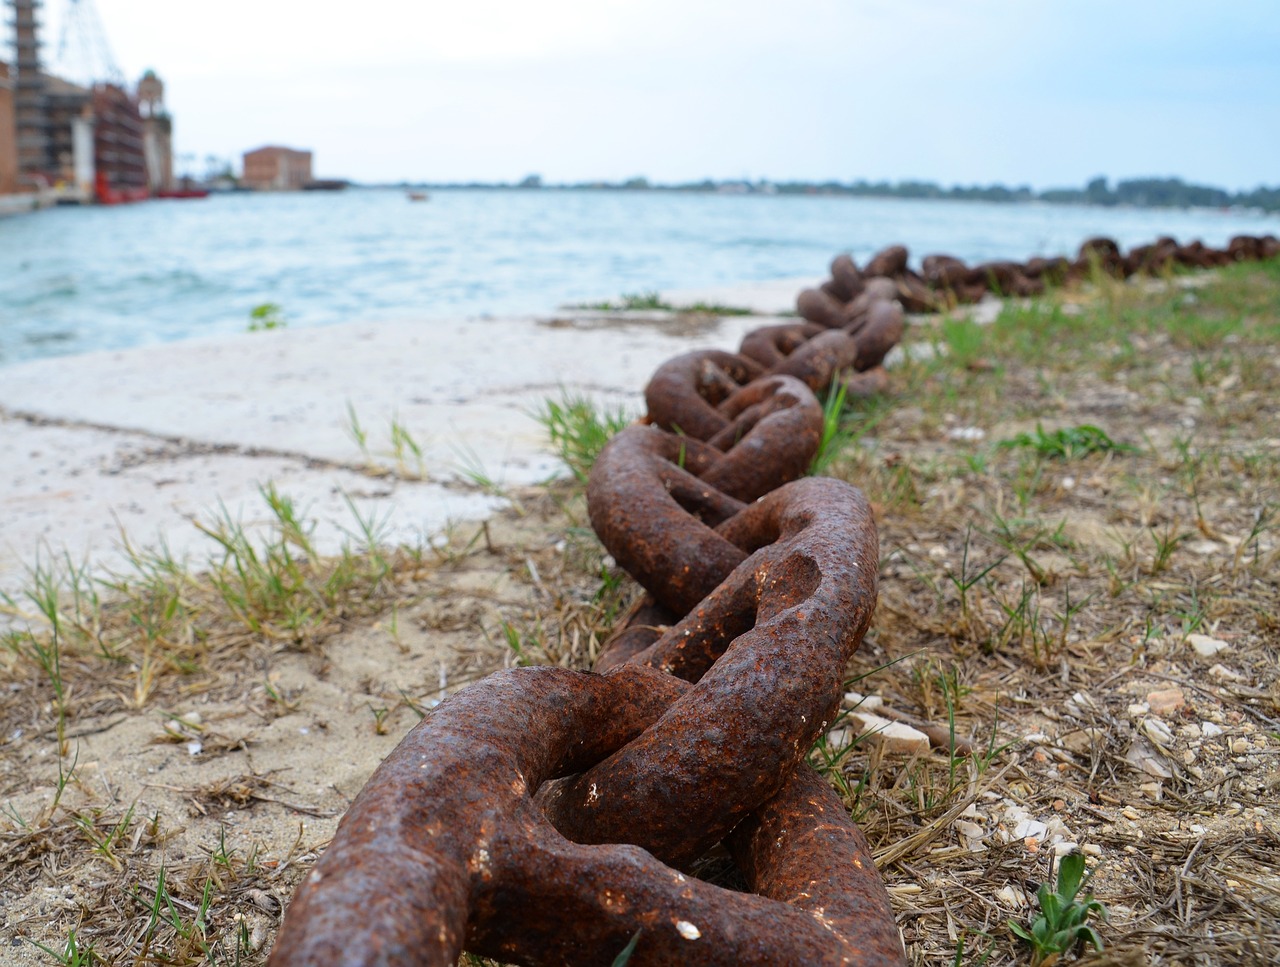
[242,145,313,190]
[3,0,172,202]
[0,63,17,194]
[11,0,47,185]
[91,82,147,197]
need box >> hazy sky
[33,0,1280,189]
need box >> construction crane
[51,0,124,88]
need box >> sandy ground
[0,278,813,602]
[0,489,599,965]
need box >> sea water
[2,187,1278,367]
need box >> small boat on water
[408,191,429,202]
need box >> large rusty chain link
[271,232,1278,966]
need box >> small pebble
[1147,687,1185,715]
[1231,738,1250,755]
[1143,718,1175,746]
[1202,721,1224,738]
[848,712,930,756]
[1014,819,1048,840]
[1188,633,1229,657]
[995,885,1027,907]
[842,690,883,712]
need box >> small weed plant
[1009,851,1108,966]
[247,302,286,332]
[998,423,1135,460]
[535,391,633,483]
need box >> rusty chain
[270,231,1278,966]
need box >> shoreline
[0,277,815,600]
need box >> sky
[28,0,1280,190]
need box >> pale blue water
[2,188,1278,367]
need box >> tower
[137,69,172,191]
[137,69,162,116]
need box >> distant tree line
[769,179,1036,203]
[414,174,1280,212]
[767,175,1279,212]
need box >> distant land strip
[393,175,1280,213]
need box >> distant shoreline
[366,176,1280,215]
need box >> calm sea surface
[2,188,1278,367]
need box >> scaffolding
[4,0,165,200]
[10,0,50,181]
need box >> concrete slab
[0,306,784,602]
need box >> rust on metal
[270,664,901,966]
[644,349,762,441]
[272,232,1280,965]
[543,478,879,869]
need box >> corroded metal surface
[272,233,1280,965]
[586,424,747,617]
[767,301,904,392]
[270,664,900,966]
[643,349,763,441]
[584,376,825,616]
[738,320,825,368]
[272,249,903,967]
[803,232,1280,317]
[544,479,879,868]
[699,375,824,500]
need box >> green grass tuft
[997,423,1136,460]
[535,391,634,483]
